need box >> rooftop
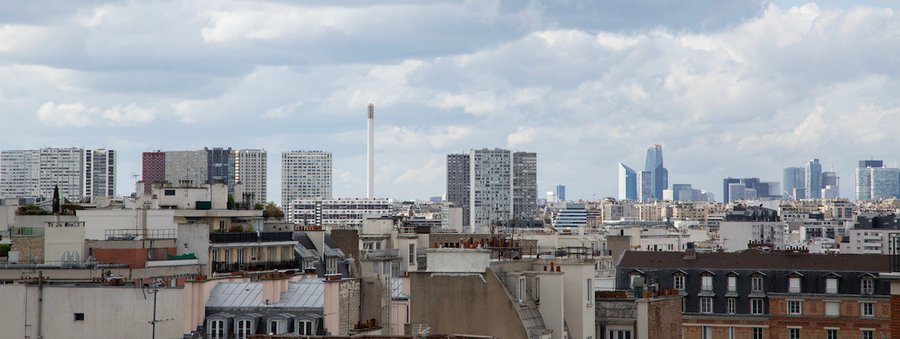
[619,250,891,272]
[206,278,323,309]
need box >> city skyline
[2,1,900,203]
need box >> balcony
[209,232,293,244]
[211,260,297,273]
[105,228,176,240]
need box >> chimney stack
[367,103,374,198]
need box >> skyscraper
[0,149,40,199]
[856,160,884,201]
[644,144,668,200]
[821,171,839,199]
[638,170,652,202]
[281,150,332,205]
[618,163,637,201]
[0,148,85,201]
[554,184,566,203]
[446,153,471,226]
[722,178,740,203]
[141,151,166,194]
[782,167,805,199]
[85,149,116,199]
[206,147,233,191]
[234,149,267,205]
[513,152,538,222]
[165,150,208,187]
[805,159,822,199]
[869,167,900,200]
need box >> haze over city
[3,1,900,203]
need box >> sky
[2,0,900,204]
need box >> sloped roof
[618,251,891,272]
[206,278,324,309]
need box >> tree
[227,194,236,210]
[52,185,60,214]
[262,203,284,220]
[15,205,51,216]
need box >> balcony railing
[105,228,176,240]
[211,260,298,273]
[209,232,293,244]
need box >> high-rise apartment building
[38,147,84,202]
[513,152,538,222]
[446,153,471,227]
[446,148,538,231]
[783,167,805,199]
[644,144,668,200]
[805,158,823,199]
[0,149,40,199]
[165,150,208,187]
[206,147,233,190]
[281,150,332,205]
[234,149,267,205]
[141,151,166,194]
[618,163,637,201]
[85,149,116,198]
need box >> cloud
[36,102,156,127]
[36,102,93,127]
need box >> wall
[11,235,44,263]
[535,272,565,339]
[0,284,184,339]
[558,262,596,339]
[77,209,178,240]
[44,225,85,263]
[177,223,209,271]
[425,248,490,273]
[409,269,528,339]
[638,296,681,339]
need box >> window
[861,330,874,339]
[861,277,874,295]
[534,277,541,303]
[701,326,712,339]
[787,300,802,315]
[326,257,337,275]
[727,298,736,314]
[727,276,737,293]
[826,329,838,339]
[752,328,763,339]
[751,298,764,315]
[700,297,713,313]
[164,189,175,196]
[586,278,593,304]
[751,275,764,293]
[408,244,415,265]
[702,275,713,291]
[825,301,840,316]
[518,277,526,303]
[269,319,286,334]
[728,327,735,339]
[608,330,632,339]
[236,320,252,339]
[74,313,85,321]
[860,302,875,317]
[209,319,225,339]
[826,278,838,294]
[674,274,685,290]
[789,277,801,293]
[297,320,314,335]
[789,328,800,339]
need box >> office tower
[554,184,566,203]
[39,147,84,202]
[513,152,538,222]
[670,184,692,201]
[856,160,884,201]
[618,163,637,201]
[206,147,233,191]
[85,149,116,199]
[446,153,471,227]
[281,150,332,205]
[469,148,513,231]
[233,149,267,205]
[367,103,374,198]
[141,151,166,194]
[783,167,805,199]
[869,167,900,200]
[722,178,740,203]
[0,149,40,199]
[805,158,822,199]
[638,170,652,202]
[644,144,668,200]
[821,171,839,199]
[165,150,208,187]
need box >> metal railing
[105,228,177,240]
[209,232,293,243]
[9,227,44,237]
[890,233,900,272]
[211,260,298,273]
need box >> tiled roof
[206,278,324,309]
[619,250,891,272]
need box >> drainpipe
[37,270,43,339]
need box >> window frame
[297,320,314,335]
[751,328,763,339]
[750,298,764,315]
[788,277,801,293]
[700,297,713,314]
[209,319,226,339]
[236,319,252,339]
[787,300,802,315]
[727,298,736,314]
[861,277,874,295]
[674,274,685,291]
[701,275,714,292]
[826,277,838,294]
[860,302,875,318]
[751,275,764,293]
[788,328,801,339]
[727,275,737,293]
[825,301,840,317]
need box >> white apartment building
[234,149,267,205]
[0,149,40,199]
[164,150,208,187]
[469,148,513,231]
[286,198,391,228]
[281,150,332,205]
[85,149,116,199]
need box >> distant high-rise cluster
[780,159,839,200]
[141,148,267,204]
[855,160,900,201]
[0,147,114,202]
[281,150,332,205]
[618,144,668,202]
[446,148,537,231]
[722,177,780,203]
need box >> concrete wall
[0,284,184,339]
[426,248,490,273]
[44,225,85,263]
[535,272,565,339]
[177,223,209,270]
[637,296,681,339]
[77,209,178,240]
[558,262,595,339]
[409,270,528,339]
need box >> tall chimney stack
[367,103,374,198]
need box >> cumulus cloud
[36,102,93,127]
[36,102,156,127]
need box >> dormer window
[751,274,764,293]
[825,277,838,294]
[727,275,737,293]
[674,272,686,291]
[701,274,714,292]
[787,273,803,293]
[861,276,874,295]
